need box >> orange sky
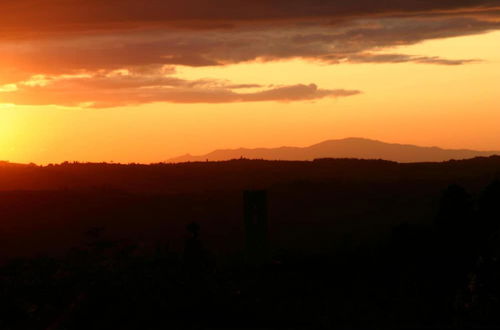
[1,1,500,164]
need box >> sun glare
[0,105,17,161]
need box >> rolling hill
[168,137,499,163]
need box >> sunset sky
[1,0,500,164]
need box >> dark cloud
[1,16,496,77]
[0,1,499,107]
[1,0,499,37]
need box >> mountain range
[168,138,499,163]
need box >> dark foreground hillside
[1,157,500,329]
[1,157,500,259]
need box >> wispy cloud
[0,72,360,107]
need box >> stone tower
[243,190,268,264]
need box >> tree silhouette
[435,184,474,241]
[434,183,476,302]
[478,180,500,244]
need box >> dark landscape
[2,156,500,329]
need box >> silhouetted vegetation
[1,159,500,328]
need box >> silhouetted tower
[244,190,268,265]
[184,222,204,275]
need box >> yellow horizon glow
[1,31,500,165]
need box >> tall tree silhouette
[435,184,476,287]
[478,180,500,247]
[436,184,474,241]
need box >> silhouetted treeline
[1,159,500,328]
[1,157,500,193]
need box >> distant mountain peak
[167,138,499,163]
